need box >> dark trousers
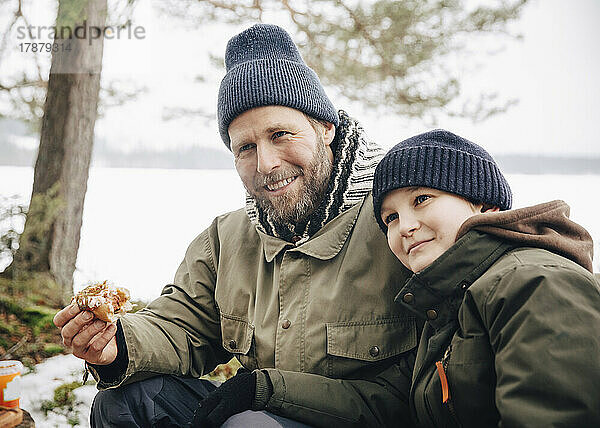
[90,375,312,427]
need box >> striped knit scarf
[245,110,384,243]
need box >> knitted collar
[245,110,384,243]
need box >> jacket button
[291,235,301,243]
[281,319,291,329]
[402,293,414,304]
[426,309,438,320]
[228,340,237,349]
[369,346,380,357]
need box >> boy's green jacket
[398,200,600,427]
[97,195,419,427]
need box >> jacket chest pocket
[445,336,498,426]
[220,313,259,370]
[325,317,416,377]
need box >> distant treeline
[1,136,598,174]
[494,155,600,175]
[0,137,234,170]
[93,143,234,170]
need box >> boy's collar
[394,230,513,326]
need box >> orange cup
[0,360,23,408]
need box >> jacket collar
[395,230,512,327]
[258,195,364,262]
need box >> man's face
[229,106,335,225]
[380,187,485,273]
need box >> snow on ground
[20,353,95,428]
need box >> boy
[372,129,600,427]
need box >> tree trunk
[9,0,107,304]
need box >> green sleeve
[101,223,230,389]
[263,354,415,428]
[485,264,600,426]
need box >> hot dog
[72,281,133,323]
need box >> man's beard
[249,137,333,226]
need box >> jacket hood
[456,200,594,273]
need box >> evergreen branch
[335,0,383,58]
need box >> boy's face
[380,187,485,273]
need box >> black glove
[191,369,257,428]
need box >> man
[54,24,417,427]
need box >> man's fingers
[87,323,116,354]
[53,304,81,328]
[53,302,118,366]
[71,319,106,350]
[60,310,95,347]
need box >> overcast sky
[5,0,600,157]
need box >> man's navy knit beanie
[372,129,513,233]
[217,24,339,149]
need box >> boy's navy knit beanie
[372,129,513,233]
[217,24,339,148]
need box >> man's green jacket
[103,194,417,427]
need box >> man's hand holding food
[53,303,118,365]
[53,281,132,365]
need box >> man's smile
[265,175,298,192]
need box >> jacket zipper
[436,344,463,428]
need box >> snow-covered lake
[1,166,599,302]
